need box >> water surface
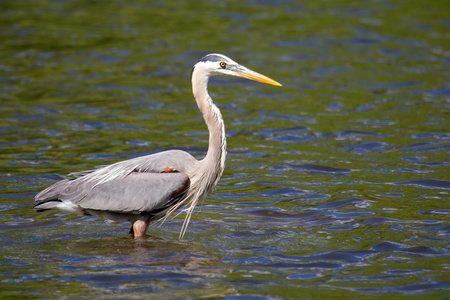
[0,0,449,299]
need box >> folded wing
[34,171,190,214]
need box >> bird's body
[34,54,281,238]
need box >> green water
[1,0,449,299]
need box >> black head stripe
[199,54,227,63]
[190,66,195,81]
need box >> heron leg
[130,215,151,239]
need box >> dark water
[1,0,449,299]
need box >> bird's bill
[236,66,282,86]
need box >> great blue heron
[34,53,281,238]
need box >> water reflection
[59,237,221,269]
[25,236,232,296]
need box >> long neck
[176,65,227,239]
[191,70,227,188]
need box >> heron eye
[220,62,226,69]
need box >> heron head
[193,53,282,87]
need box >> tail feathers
[35,179,70,201]
[34,179,70,212]
[33,199,62,212]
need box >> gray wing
[34,150,196,214]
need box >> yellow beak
[236,67,282,87]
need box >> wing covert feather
[35,149,197,214]
[67,172,190,213]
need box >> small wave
[394,179,450,189]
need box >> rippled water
[1,0,449,299]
